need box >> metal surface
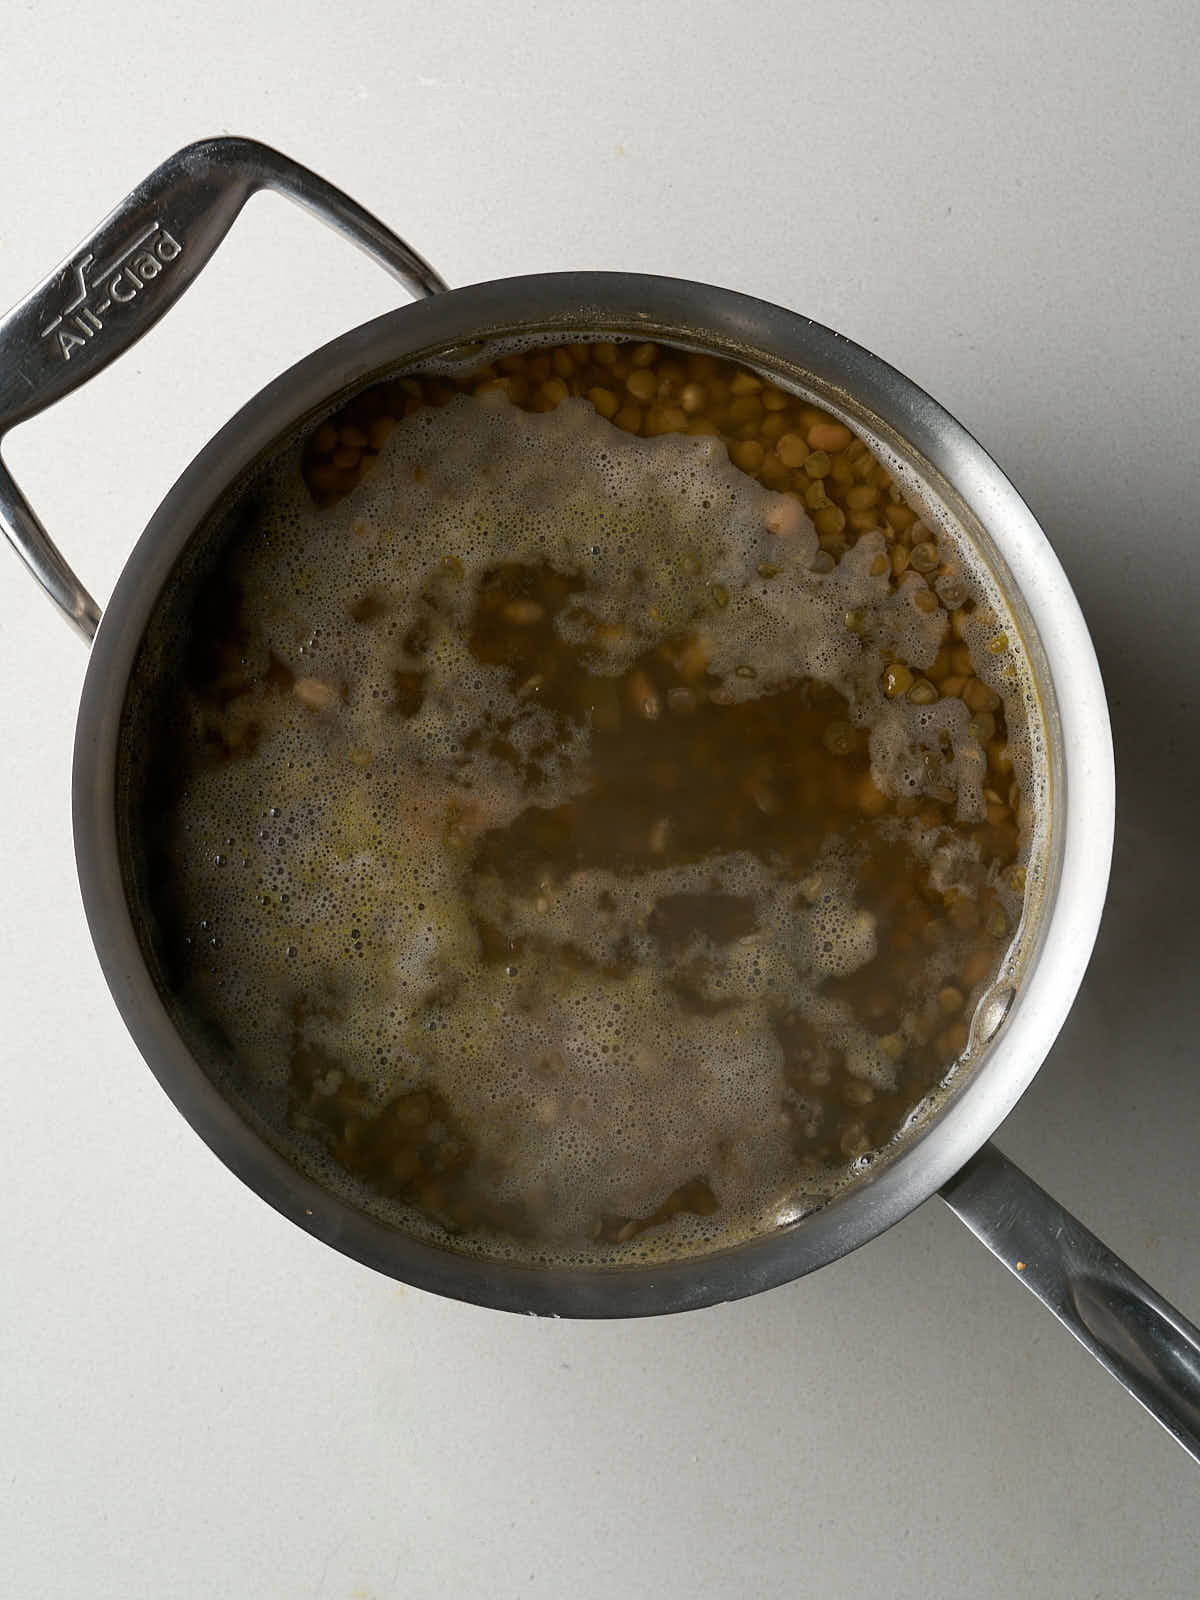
[69,263,1113,1313]
[13,139,1196,1450]
[943,1144,1200,1463]
[0,136,446,641]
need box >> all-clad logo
[39,220,183,359]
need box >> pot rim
[72,271,1114,1316]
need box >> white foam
[151,387,1046,1262]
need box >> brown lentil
[286,338,1036,1246]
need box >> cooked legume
[132,336,1040,1267]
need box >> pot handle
[941,1142,1200,1462]
[0,136,448,642]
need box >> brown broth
[126,339,1042,1264]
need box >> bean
[840,1123,872,1157]
[847,510,881,533]
[988,739,1014,775]
[910,541,939,573]
[645,405,688,436]
[294,677,336,712]
[625,369,657,402]
[948,897,980,931]
[845,484,879,510]
[777,432,811,468]
[728,394,764,425]
[539,378,570,408]
[950,645,973,675]
[961,949,994,986]
[962,678,1001,712]
[814,504,846,537]
[885,503,916,533]
[731,439,765,473]
[807,420,853,452]
[628,669,660,719]
[936,575,969,609]
[928,646,952,680]
[588,386,619,419]
[883,663,914,697]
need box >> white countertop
[2,4,1199,1595]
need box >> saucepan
[2,138,1197,1459]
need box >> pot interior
[101,293,1067,1311]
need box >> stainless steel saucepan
[3,138,1197,1460]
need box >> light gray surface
[1,3,1197,1596]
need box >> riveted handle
[0,136,447,641]
[942,1142,1200,1463]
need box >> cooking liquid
[125,351,1045,1264]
